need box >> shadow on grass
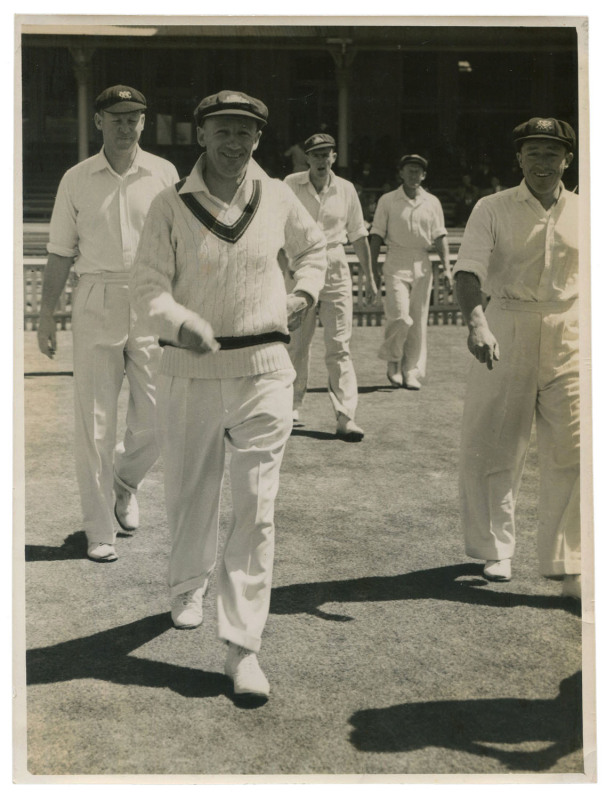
[306,385,395,394]
[348,671,583,772]
[25,530,133,562]
[270,563,581,620]
[25,531,88,562]
[290,429,338,440]
[26,612,232,700]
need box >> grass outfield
[19,325,583,778]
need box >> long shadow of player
[25,531,135,562]
[26,613,231,700]
[304,386,390,395]
[270,563,581,621]
[348,671,583,772]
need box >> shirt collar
[400,185,427,203]
[516,179,565,205]
[291,170,311,185]
[179,154,266,198]
[297,169,336,193]
[91,145,151,176]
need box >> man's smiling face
[517,139,573,202]
[198,115,261,182]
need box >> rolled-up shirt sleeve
[282,188,328,303]
[430,198,448,241]
[345,184,368,242]
[369,195,388,240]
[453,199,495,288]
[47,174,79,258]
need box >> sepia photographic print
[13,11,596,785]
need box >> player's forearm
[369,234,383,282]
[434,235,451,271]
[39,254,74,317]
[455,271,487,329]
[351,236,372,279]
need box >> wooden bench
[348,230,464,325]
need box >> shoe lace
[230,645,255,667]
[180,588,199,607]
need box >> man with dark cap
[37,85,179,563]
[283,132,378,441]
[370,154,452,390]
[131,91,327,702]
[454,118,581,598]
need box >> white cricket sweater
[131,158,327,379]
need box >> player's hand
[178,318,220,354]
[372,269,383,300]
[37,313,57,359]
[286,293,311,331]
[362,274,379,306]
[467,323,500,370]
[443,268,454,292]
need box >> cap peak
[194,90,268,128]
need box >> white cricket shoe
[87,542,118,562]
[561,574,581,599]
[225,643,270,699]
[483,558,512,582]
[171,587,204,629]
[114,482,139,531]
[336,414,365,442]
[387,362,404,388]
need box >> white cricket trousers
[71,273,160,545]
[460,298,580,576]
[287,246,358,419]
[156,368,295,653]
[378,257,433,383]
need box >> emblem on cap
[304,133,336,152]
[94,85,147,113]
[223,93,247,104]
[194,90,269,128]
[512,117,576,151]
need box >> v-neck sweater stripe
[132,166,327,379]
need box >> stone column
[69,47,95,162]
[437,51,460,148]
[328,40,355,176]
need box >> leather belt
[159,331,290,350]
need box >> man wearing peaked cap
[193,90,268,127]
[454,117,581,597]
[131,91,327,701]
[304,132,337,152]
[283,131,378,441]
[94,85,148,113]
[370,153,452,390]
[512,117,576,151]
[37,86,179,563]
[399,154,429,170]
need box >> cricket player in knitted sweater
[131,91,327,701]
